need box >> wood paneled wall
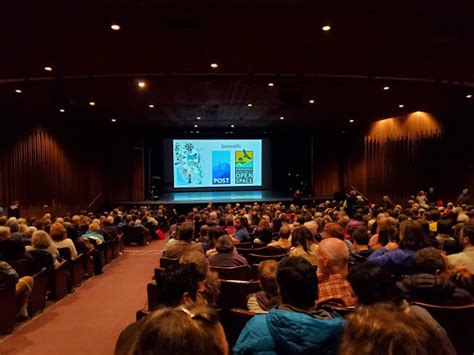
[312,111,472,204]
[0,125,144,217]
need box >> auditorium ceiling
[0,0,473,129]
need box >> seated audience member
[0,226,27,261]
[81,223,105,244]
[347,262,455,354]
[368,220,428,276]
[267,225,291,250]
[155,263,208,309]
[369,216,395,247]
[205,227,228,257]
[116,263,209,355]
[197,224,211,251]
[224,215,235,236]
[130,305,228,355]
[253,226,273,245]
[208,235,248,267]
[289,226,318,266]
[322,222,354,252]
[0,260,34,319]
[398,248,472,305]
[179,251,220,306]
[447,221,474,273]
[247,260,280,313]
[163,222,204,259]
[102,216,118,240]
[435,217,460,254]
[49,222,78,260]
[339,303,448,355]
[234,257,344,354]
[231,217,250,244]
[349,227,372,266]
[371,222,398,251]
[26,230,60,265]
[317,238,356,307]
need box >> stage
[116,190,318,207]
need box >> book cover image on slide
[212,151,231,185]
[235,150,253,184]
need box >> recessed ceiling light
[44,66,53,71]
[308,99,315,104]
[138,81,146,88]
[196,116,201,120]
[467,94,472,99]
[210,63,218,69]
[194,124,198,128]
[349,119,355,123]
[268,82,274,87]
[15,89,22,94]
[59,108,65,113]
[111,118,117,122]
[399,104,405,108]
[196,130,200,134]
[383,86,390,91]
[280,116,285,120]
[322,25,331,32]
[149,104,155,108]
[111,24,120,31]
[230,124,235,128]
[247,103,253,107]
[89,101,96,106]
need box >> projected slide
[173,140,262,188]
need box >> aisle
[0,239,166,355]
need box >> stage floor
[118,190,294,206]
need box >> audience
[1,190,473,353]
[447,221,474,273]
[207,235,248,267]
[231,217,250,243]
[368,219,428,276]
[26,230,60,265]
[50,222,78,259]
[233,257,345,354]
[317,238,356,307]
[398,247,472,305]
[267,225,291,250]
[130,305,228,355]
[289,226,318,266]
[340,303,448,355]
[347,262,456,354]
[247,260,280,313]
[163,222,204,259]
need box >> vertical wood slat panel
[0,126,113,218]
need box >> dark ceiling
[1,0,473,129]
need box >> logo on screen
[235,150,254,184]
[212,151,231,184]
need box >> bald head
[318,237,349,270]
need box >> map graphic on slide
[212,151,231,184]
[174,142,204,185]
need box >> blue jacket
[233,308,345,355]
[367,247,416,276]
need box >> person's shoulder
[233,314,272,354]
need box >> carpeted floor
[0,239,166,355]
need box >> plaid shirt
[317,273,356,307]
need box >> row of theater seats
[144,244,289,347]
[0,235,121,335]
[149,243,474,353]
